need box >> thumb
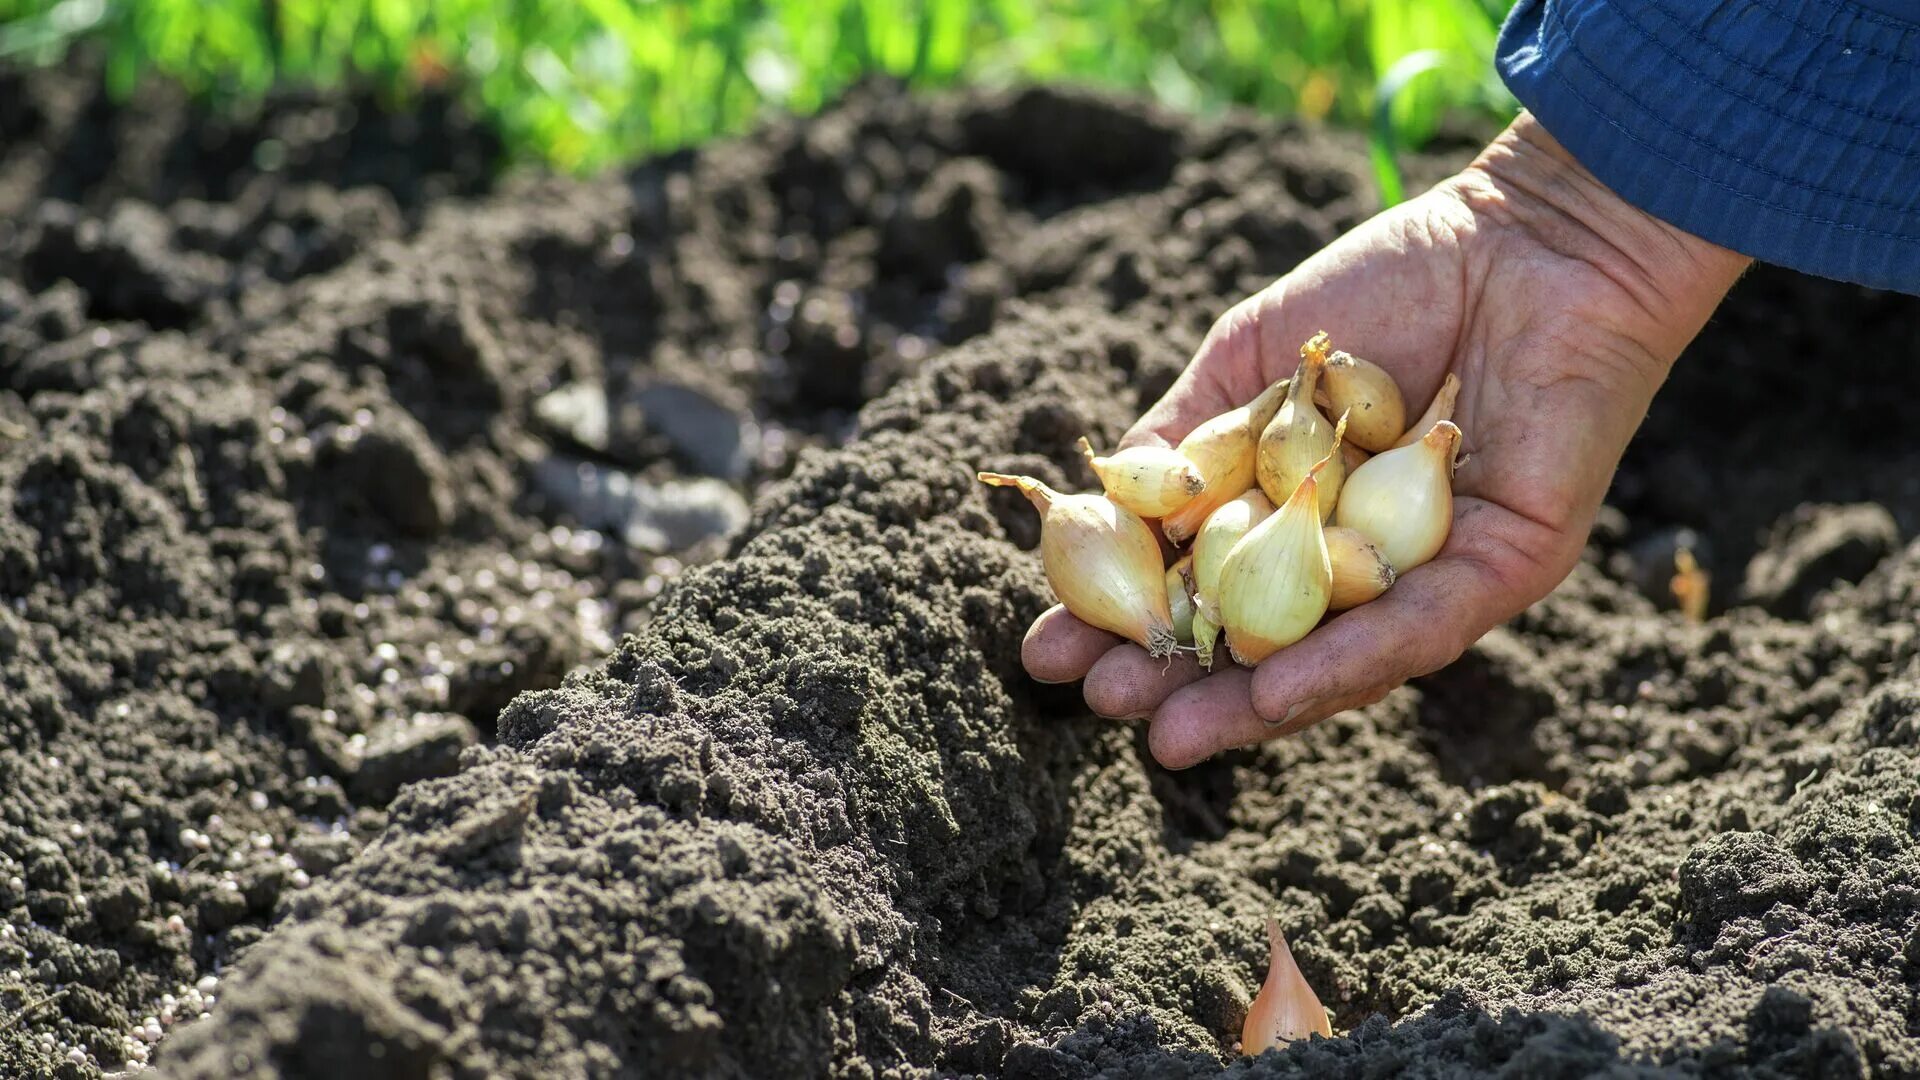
[1118,295,1282,450]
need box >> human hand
[1024,112,1749,769]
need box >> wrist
[1446,110,1750,367]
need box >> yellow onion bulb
[1321,348,1407,453]
[1219,420,1345,666]
[1162,378,1289,544]
[1192,609,1220,669]
[978,472,1177,656]
[1325,526,1395,610]
[1257,333,1344,521]
[1334,420,1460,573]
[1392,372,1461,450]
[1079,437,1204,519]
[1167,554,1197,646]
[1241,919,1332,1056]
[1189,489,1275,624]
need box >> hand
[1023,112,1749,769]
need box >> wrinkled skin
[1023,112,1750,768]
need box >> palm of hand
[1022,125,1747,768]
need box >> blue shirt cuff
[1496,0,1920,295]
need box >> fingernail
[1266,700,1318,728]
[1031,675,1074,685]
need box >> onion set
[1161,378,1289,543]
[978,472,1178,656]
[1257,333,1344,521]
[1242,919,1332,1055]
[1078,437,1205,519]
[983,330,1463,674]
[1219,417,1344,665]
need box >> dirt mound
[2,67,1918,1079]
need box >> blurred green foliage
[0,0,1515,177]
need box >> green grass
[0,0,1515,185]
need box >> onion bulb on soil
[1392,372,1461,450]
[1078,437,1204,518]
[1325,526,1395,610]
[1219,417,1345,666]
[1168,555,1197,646]
[1671,546,1710,623]
[1257,332,1344,521]
[1335,420,1460,573]
[1241,919,1332,1055]
[1321,349,1406,453]
[978,472,1178,656]
[1162,379,1290,544]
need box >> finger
[1272,685,1392,737]
[1246,565,1484,723]
[1147,670,1389,769]
[1149,667,1255,768]
[1245,501,1553,723]
[1082,645,1206,720]
[1022,605,1122,684]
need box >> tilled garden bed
[1,66,1917,1078]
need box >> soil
[1,58,1918,1080]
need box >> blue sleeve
[1495,0,1920,295]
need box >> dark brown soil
[2,63,1918,1080]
